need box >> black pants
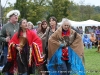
[43,49,49,75]
[64,60,71,75]
[42,59,49,75]
[4,72,14,75]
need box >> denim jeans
[3,46,8,65]
[3,45,14,75]
[84,42,92,49]
[56,60,71,75]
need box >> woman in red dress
[2,19,44,75]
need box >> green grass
[0,47,100,75]
[84,47,100,75]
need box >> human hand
[16,46,22,52]
[5,36,10,42]
[60,44,66,48]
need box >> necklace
[9,22,17,33]
[13,24,17,32]
[14,29,16,32]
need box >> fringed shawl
[6,29,44,73]
[47,26,85,75]
[48,26,84,60]
[47,47,85,75]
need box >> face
[49,18,56,28]
[62,21,70,31]
[38,23,41,28]
[42,22,47,29]
[91,33,94,36]
[10,15,18,22]
[20,20,28,29]
[27,24,33,29]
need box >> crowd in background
[75,26,100,50]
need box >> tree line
[1,0,100,25]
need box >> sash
[32,42,44,66]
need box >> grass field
[0,47,100,75]
[84,47,100,75]
[33,47,100,75]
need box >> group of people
[0,9,85,75]
[82,26,100,49]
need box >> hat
[37,21,42,25]
[6,10,20,18]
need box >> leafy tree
[14,0,49,25]
[3,0,100,25]
[67,2,80,21]
[82,5,94,20]
[47,0,71,22]
[2,7,14,24]
[94,6,100,13]
[92,14,100,21]
[14,0,27,19]
[67,2,95,21]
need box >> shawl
[47,26,85,75]
[47,47,85,75]
[48,26,84,60]
[6,29,44,73]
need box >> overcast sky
[72,0,100,6]
[1,0,16,7]
[1,0,100,7]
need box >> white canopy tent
[58,19,100,34]
[79,20,100,33]
[81,20,100,26]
